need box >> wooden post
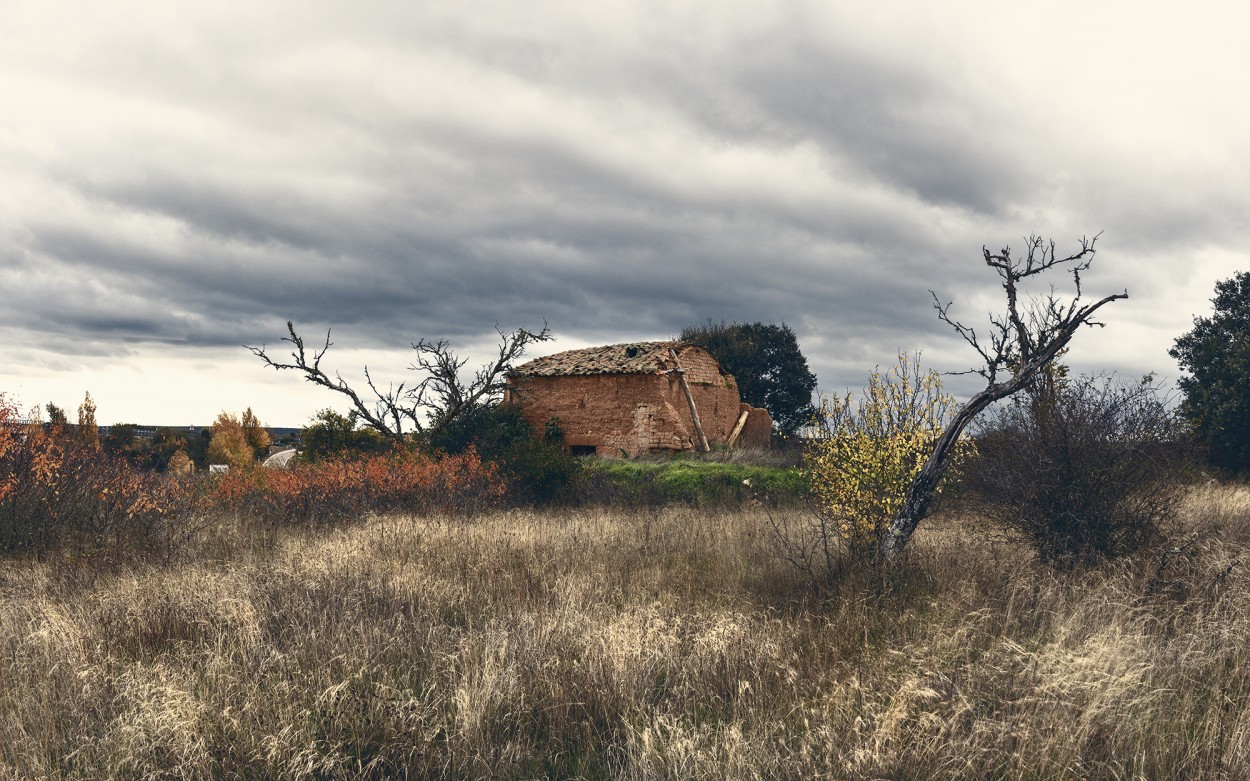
[669,348,710,452]
[726,408,750,448]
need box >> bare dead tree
[880,233,1127,563]
[246,322,551,445]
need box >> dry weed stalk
[0,491,1246,778]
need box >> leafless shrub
[765,504,842,587]
[966,374,1193,567]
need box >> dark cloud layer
[2,1,1247,424]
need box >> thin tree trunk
[881,335,1094,563]
[877,235,1127,565]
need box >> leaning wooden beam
[669,348,710,452]
[726,408,750,448]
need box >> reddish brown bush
[0,394,193,557]
[209,448,507,525]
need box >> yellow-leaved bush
[803,353,971,561]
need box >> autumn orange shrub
[210,448,506,524]
[3,391,506,553]
[0,393,192,556]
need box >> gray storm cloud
[2,0,1247,424]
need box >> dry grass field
[2,485,1250,779]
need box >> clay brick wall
[672,344,728,385]
[509,343,773,457]
[510,374,685,456]
[511,370,750,457]
[735,405,774,449]
[682,375,743,444]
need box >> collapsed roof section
[510,341,697,378]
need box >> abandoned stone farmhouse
[506,341,772,457]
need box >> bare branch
[246,322,404,442]
[932,292,1011,382]
[882,233,1126,563]
[246,320,553,445]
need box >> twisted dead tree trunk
[880,234,1126,563]
[246,322,551,445]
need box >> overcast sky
[2,1,1247,427]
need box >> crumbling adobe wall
[666,344,745,447]
[677,374,744,446]
[734,405,774,449]
[511,374,684,456]
[510,344,770,457]
[512,370,748,457]
[673,346,773,449]
[671,344,726,385]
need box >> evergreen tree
[300,409,389,462]
[1170,271,1250,473]
[680,321,817,435]
[44,403,67,428]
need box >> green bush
[300,409,391,463]
[428,404,581,504]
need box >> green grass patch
[578,458,806,506]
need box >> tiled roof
[511,341,684,377]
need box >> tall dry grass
[1,486,1249,779]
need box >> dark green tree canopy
[1170,271,1250,474]
[300,409,390,462]
[679,320,817,435]
[44,403,67,427]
